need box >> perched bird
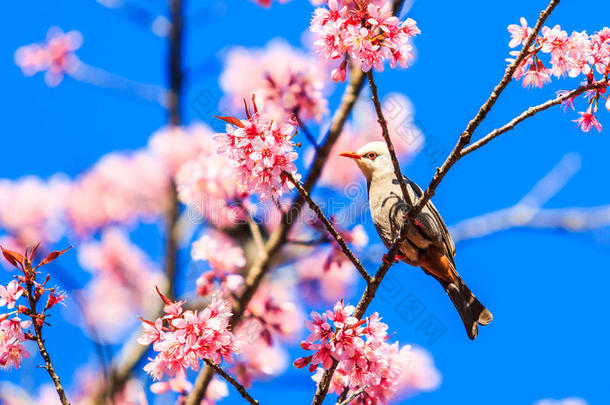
[340,141,492,339]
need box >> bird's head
[339,141,394,181]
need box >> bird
[339,141,492,339]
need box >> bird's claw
[382,253,399,265]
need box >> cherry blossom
[295,300,439,404]
[169,123,250,229]
[221,40,329,123]
[0,246,71,373]
[214,102,300,200]
[310,0,420,82]
[140,292,240,381]
[14,27,82,87]
[506,20,609,132]
[0,316,31,370]
[0,281,24,309]
[573,105,603,132]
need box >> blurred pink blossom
[175,129,248,229]
[77,228,165,342]
[0,175,69,248]
[221,40,329,122]
[65,151,168,236]
[192,231,246,296]
[14,27,82,87]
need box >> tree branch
[408,0,560,219]
[204,360,259,405]
[311,2,561,403]
[285,172,372,284]
[367,70,410,204]
[24,274,71,405]
[184,49,369,405]
[460,79,608,157]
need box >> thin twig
[24,272,71,405]
[185,54,368,405]
[286,172,372,284]
[367,70,410,204]
[408,0,560,219]
[295,112,319,150]
[460,79,608,157]
[337,385,369,405]
[204,359,259,405]
[286,236,331,246]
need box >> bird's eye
[366,152,377,160]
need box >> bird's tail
[443,276,492,340]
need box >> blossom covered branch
[0,245,71,405]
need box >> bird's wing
[402,176,457,259]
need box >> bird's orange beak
[339,151,361,160]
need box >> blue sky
[1,0,609,404]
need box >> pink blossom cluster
[0,176,69,248]
[0,123,227,245]
[310,0,420,82]
[295,300,430,404]
[0,246,69,372]
[173,125,248,229]
[191,231,246,296]
[139,292,240,380]
[77,228,165,342]
[507,19,609,132]
[214,106,300,200]
[14,27,82,87]
[221,40,329,122]
[0,281,31,371]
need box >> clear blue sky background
[1,0,609,404]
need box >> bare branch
[23,271,71,405]
[367,70,410,204]
[285,172,372,284]
[408,0,560,219]
[460,79,608,157]
[204,359,259,405]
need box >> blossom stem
[285,172,372,284]
[295,111,319,150]
[23,269,71,405]
[337,385,369,405]
[204,359,260,405]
